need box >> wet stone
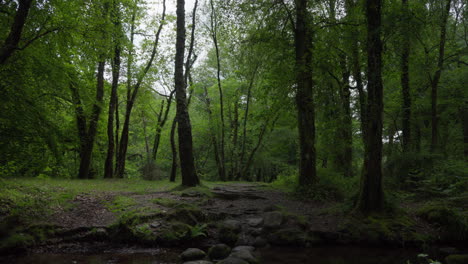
[181,248,206,261]
[232,246,255,253]
[183,261,213,264]
[208,244,231,260]
[252,237,267,248]
[263,212,283,228]
[221,220,242,232]
[230,249,259,264]
[247,218,263,227]
[217,257,249,264]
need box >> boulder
[180,248,206,261]
[208,244,231,260]
[217,257,249,264]
[263,212,283,229]
[183,261,213,264]
[232,246,255,253]
[247,218,263,227]
[230,249,259,264]
[221,220,242,232]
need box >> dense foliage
[1,0,467,212]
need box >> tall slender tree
[356,0,384,213]
[430,0,452,152]
[294,0,317,185]
[401,0,412,153]
[174,0,199,186]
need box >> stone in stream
[230,249,259,264]
[247,218,263,227]
[232,246,255,253]
[183,261,213,264]
[219,219,242,245]
[217,257,249,264]
[208,244,231,260]
[263,211,283,228]
[180,248,206,261]
[221,220,242,232]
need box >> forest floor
[1,179,467,263]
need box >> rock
[232,246,255,253]
[208,244,231,260]
[263,211,283,228]
[219,230,239,246]
[248,228,262,237]
[230,249,259,264]
[252,237,267,248]
[247,218,263,227]
[445,255,468,264]
[268,228,308,246]
[181,248,206,261]
[150,221,161,228]
[221,220,242,232]
[219,220,241,245]
[217,257,249,264]
[183,261,213,264]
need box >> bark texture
[175,0,199,186]
[356,0,384,214]
[294,0,316,185]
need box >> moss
[151,197,180,208]
[105,196,137,213]
[166,207,205,225]
[341,214,418,245]
[417,203,468,240]
[171,185,214,198]
[445,255,468,264]
[0,233,35,251]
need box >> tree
[174,0,199,186]
[0,0,33,64]
[114,0,167,178]
[401,0,412,153]
[356,0,385,214]
[430,0,452,152]
[104,0,123,179]
[294,0,317,185]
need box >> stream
[1,246,427,264]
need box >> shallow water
[0,246,425,264]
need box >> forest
[0,0,467,263]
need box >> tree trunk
[462,104,468,161]
[169,116,178,182]
[430,0,451,152]
[78,61,105,179]
[356,0,384,214]
[295,0,316,186]
[238,66,258,180]
[339,57,353,178]
[401,0,412,153]
[115,0,166,178]
[203,86,225,181]
[104,3,122,178]
[0,0,33,64]
[210,0,226,181]
[175,0,199,186]
[69,81,88,162]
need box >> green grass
[0,177,180,222]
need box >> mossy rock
[0,233,35,252]
[445,255,468,264]
[417,204,468,240]
[166,207,205,225]
[340,215,417,245]
[268,228,308,246]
